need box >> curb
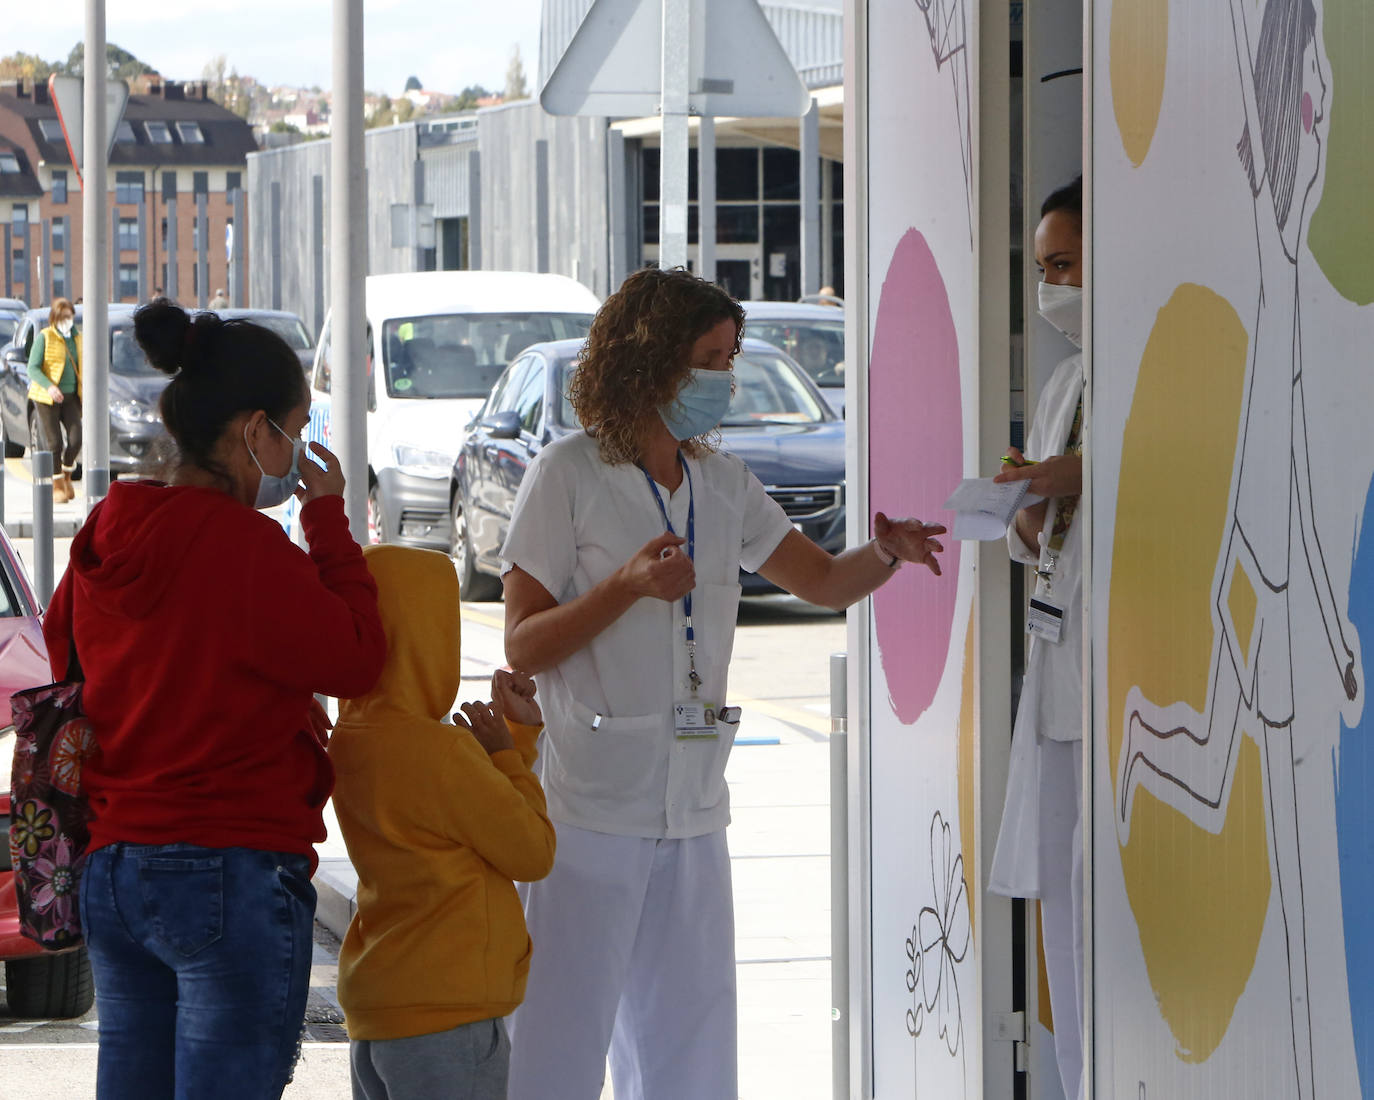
[313,857,358,942]
[4,519,82,538]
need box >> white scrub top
[501,430,793,839]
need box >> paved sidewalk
[0,455,87,538]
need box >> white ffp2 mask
[1037,282,1083,349]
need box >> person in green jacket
[26,297,82,503]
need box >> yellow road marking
[460,606,506,631]
[729,694,829,735]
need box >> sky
[4,0,545,96]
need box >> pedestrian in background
[331,546,555,1100]
[26,296,81,503]
[209,288,230,309]
[43,300,385,1100]
[501,266,946,1100]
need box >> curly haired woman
[500,267,946,1100]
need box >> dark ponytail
[135,300,306,482]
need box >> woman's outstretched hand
[874,512,946,576]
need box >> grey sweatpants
[350,1017,510,1100]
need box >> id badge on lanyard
[1027,396,1083,647]
[641,458,720,739]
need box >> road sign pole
[332,0,368,544]
[659,0,690,271]
[82,0,110,508]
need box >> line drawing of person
[1116,1,1360,1095]
[913,0,972,231]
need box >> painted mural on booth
[1095,0,1374,1094]
[864,1,981,1096]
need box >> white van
[309,271,599,548]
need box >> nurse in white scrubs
[501,266,946,1100]
[989,175,1087,1100]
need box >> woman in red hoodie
[43,300,386,1100]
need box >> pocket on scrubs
[549,696,666,808]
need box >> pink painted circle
[869,229,963,724]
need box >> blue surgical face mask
[659,368,735,441]
[245,417,307,509]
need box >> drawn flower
[29,835,78,927]
[906,810,970,1057]
[10,799,56,859]
[10,739,43,797]
[49,719,97,796]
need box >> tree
[203,54,228,102]
[394,97,418,123]
[63,42,155,81]
[451,84,491,112]
[504,45,529,102]
[0,52,57,83]
[403,75,422,92]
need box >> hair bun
[133,300,192,376]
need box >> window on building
[176,122,204,144]
[160,217,168,248]
[717,149,760,201]
[117,217,139,253]
[115,120,137,143]
[192,261,199,298]
[51,262,66,299]
[12,255,27,283]
[193,171,208,196]
[118,264,139,300]
[38,119,65,143]
[12,205,28,230]
[51,170,67,204]
[0,153,20,174]
[52,218,66,252]
[162,173,177,200]
[145,121,173,144]
[226,171,241,201]
[115,172,144,205]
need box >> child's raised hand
[493,668,542,727]
[453,700,515,755]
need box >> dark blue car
[449,337,846,602]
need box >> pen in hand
[1000,454,1038,467]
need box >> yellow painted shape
[1110,0,1169,166]
[1037,900,1055,1034]
[958,604,976,934]
[1109,283,1269,1062]
[1227,560,1259,668]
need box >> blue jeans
[79,843,317,1100]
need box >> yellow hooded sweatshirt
[329,545,555,1041]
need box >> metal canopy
[540,0,809,120]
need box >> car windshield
[557,349,827,428]
[251,315,313,350]
[0,316,18,345]
[110,326,162,376]
[744,317,845,387]
[382,312,594,400]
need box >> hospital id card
[1026,596,1066,644]
[674,701,719,739]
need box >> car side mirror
[3,348,24,370]
[482,411,521,440]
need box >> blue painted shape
[1335,473,1374,1095]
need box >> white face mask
[1037,282,1083,349]
[56,319,73,338]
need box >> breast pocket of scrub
[680,581,743,811]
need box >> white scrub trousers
[507,823,738,1100]
[1039,737,1085,1100]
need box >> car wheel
[5,948,95,1019]
[2,412,22,458]
[450,494,501,601]
[367,483,385,545]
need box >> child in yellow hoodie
[329,545,556,1100]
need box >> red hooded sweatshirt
[43,483,385,867]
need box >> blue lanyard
[640,455,702,692]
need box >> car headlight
[111,400,160,425]
[392,444,454,479]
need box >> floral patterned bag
[8,673,95,951]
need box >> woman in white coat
[989,176,1087,1100]
[500,267,946,1100]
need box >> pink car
[0,531,93,1019]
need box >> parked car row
[0,305,317,477]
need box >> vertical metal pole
[535,139,550,274]
[270,180,283,310]
[32,451,53,605]
[310,174,325,332]
[659,0,690,270]
[821,158,834,291]
[332,0,367,543]
[42,220,52,303]
[800,97,821,298]
[607,129,628,292]
[829,651,850,1099]
[697,115,716,283]
[467,152,481,269]
[82,0,110,507]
